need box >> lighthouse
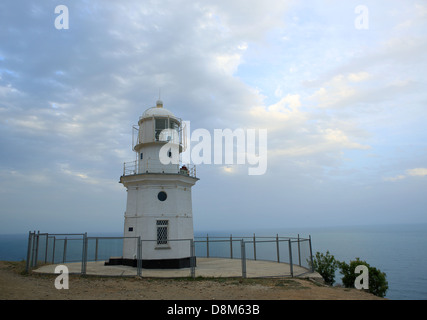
[112,100,198,269]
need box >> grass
[2,260,28,275]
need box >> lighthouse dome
[141,106,175,118]
[140,100,177,120]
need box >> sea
[1,223,426,300]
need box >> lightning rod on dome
[157,88,163,108]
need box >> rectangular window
[155,119,168,130]
[156,220,169,245]
[128,227,133,232]
[170,120,179,131]
[140,153,143,160]
[155,119,168,141]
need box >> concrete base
[105,257,194,269]
[33,258,323,280]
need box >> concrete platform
[33,258,322,280]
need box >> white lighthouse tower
[111,100,198,268]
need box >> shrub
[338,258,388,298]
[310,251,339,285]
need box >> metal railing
[194,234,314,277]
[122,160,196,178]
[25,231,313,278]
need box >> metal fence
[26,231,314,278]
[122,160,197,177]
[194,234,314,277]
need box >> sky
[0,0,426,234]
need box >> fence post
[44,234,49,264]
[30,230,36,267]
[137,236,142,277]
[63,237,67,264]
[298,234,301,267]
[95,238,99,262]
[230,234,233,259]
[81,232,88,275]
[309,235,314,272]
[34,231,40,267]
[253,233,256,261]
[190,239,195,279]
[29,231,34,267]
[288,239,294,277]
[25,231,33,273]
[276,234,280,263]
[85,233,88,273]
[241,240,247,278]
[206,234,209,258]
[52,236,56,264]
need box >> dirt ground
[0,261,384,300]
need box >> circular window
[157,191,167,201]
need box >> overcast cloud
[0,0,426,234]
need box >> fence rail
[25,231,314,278]
[123,160,196,178]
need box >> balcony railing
[122,160,196,178]
[123,160,138,176]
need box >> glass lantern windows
[155,119,168,141]
[155,118,180,142]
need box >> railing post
[34,231,40,267]
[31,230,36,267]
[288,239,294,277]
[95,238,99,262]
[230,234,233,259]
[276,234,280,263]
[253,233,256,261]
[137,236,142,277]
[309,235,314,272]
[241,240,247,278]
[206,234,209,258]
[81,232,88,275]
[44,234,49,264]
[63,237,67,264]
[190,239,195,278]
[52,236,56,264]
[25,231,33,273]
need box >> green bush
[338,258,388,298]
[310,251,339,285]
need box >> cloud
[407,168,427,177]
[384,175,406,182]
[310,74,358,109]
[0,169,51,192]
[269,127,370,159]
[308,70,418,111]
[1,0,427,232]
[242,91,372,177]
[248,94,304,127]
[348,72,371,83]
[384,168,427,182]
